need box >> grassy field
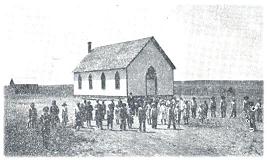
[4,93,263,156]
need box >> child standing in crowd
[230,99,237,118]
[61,102,68,127]
[255,98,263,123]
[28,102,38,129]
[248,102,257,132]
[85,101,93,128]
[40,106,51,149]
[220,96,227,118]
[183,100,190,125]
[210,96,216,118]
[151,103,158,129]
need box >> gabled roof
[73,36,175,73]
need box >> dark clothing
[230,102,237,118]
[28,107,38,128]
[62,108,68,126]
[85,104,93,120]
[151,107,158,129]
[127,96,135,111]
[168,106,176,129]
[95,103,104,129]
[248,107,256,131]
[40,113,51,149]
[50,104,60,128]
[210,101,216,118]
[191,100,197,119]
[75,111,83,130]
[220,100,227,118]
[138,107,146,132]
[120,106,128,130]
[107,103,115,129]
[256,102,263,122]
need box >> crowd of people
[27,92,263,149]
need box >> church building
[73,36,175,98]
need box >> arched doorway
[146,66,157,96]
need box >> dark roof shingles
[73,36,175,72]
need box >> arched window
[101,73,106,90]
[88,74,93,89]
[115,71,120,89]
[78,74,82,89]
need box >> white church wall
[74,69,127,96]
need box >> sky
[0,0,263,85]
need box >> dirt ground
[4,95,263,156]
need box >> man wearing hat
[191,97,197,119]
[220,96,227,118]
[28,102,38,129]
[210,96,216,118]
[61,102,68,127]
[127,92,135,115]
[40,106,51,149]
[230,98,237,118]
[50,100,60,128]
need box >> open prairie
[4,88,263,156]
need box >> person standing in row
[107,100,115,130]
[203,100,209,119]
[159,100,167,125]
[146,101,152,125]
[138,100,146,132]
[167,99,176,130]
[178,98,184,125]
[74,104,83,131]
[50,100,60,128]
[114,101,121,125]
[61,102,68,127]
[127,104,134,129]
[210,96,216,118]
[255,98,263,123]
[40,106,51,149]
[248,102,257,132]
[127,92,135,115]
[183,100,190,125]
[191,97,197,119]
[28,102,38,129]
[198,104,205,124]
[95,100,104,130]
[151,103,158,129]
[120,103,128,131]
[102,101,107,120]
[220,96,227,118]
[230,99,237,118]
[243,96,250,120]
[85,101,93,128]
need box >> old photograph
[1,0,264,157]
